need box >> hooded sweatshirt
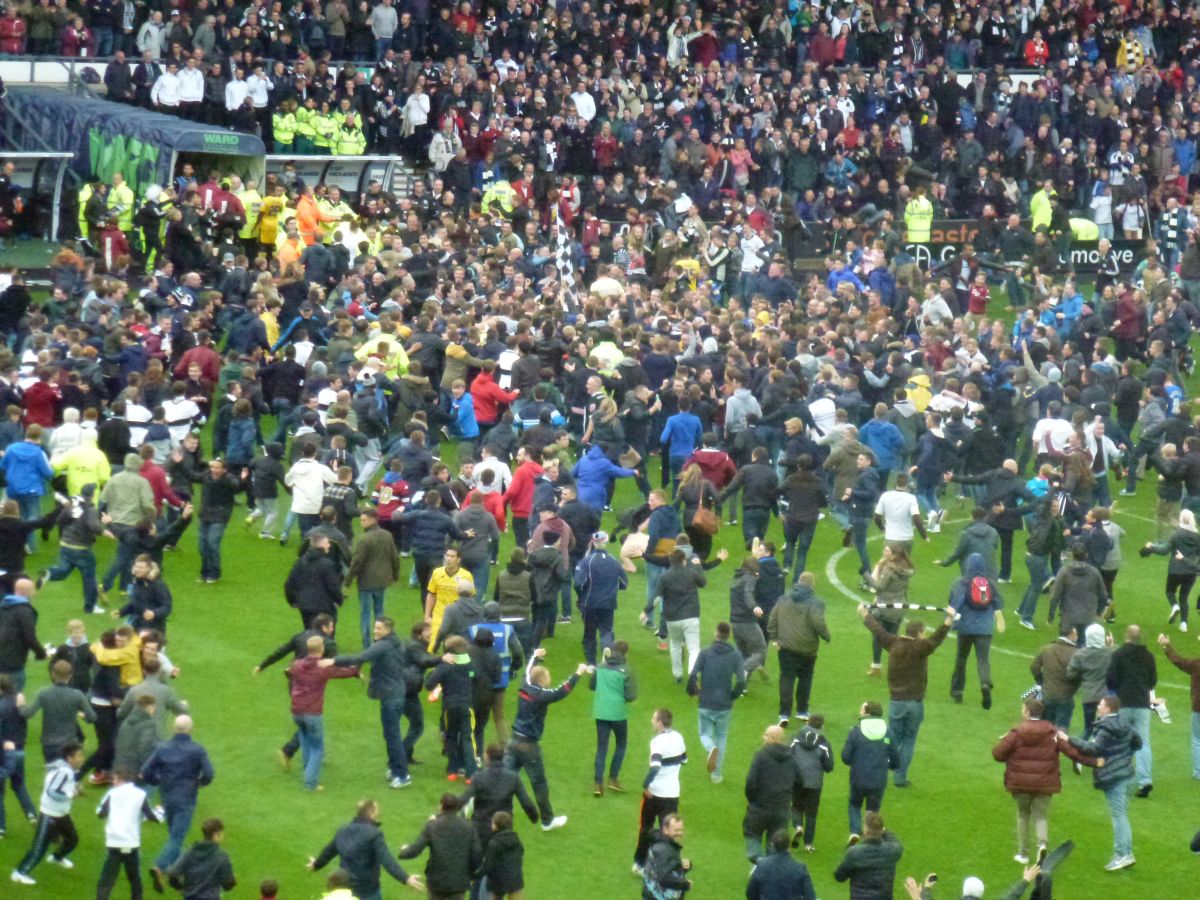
[768,583,832,656]
[841,716,899,790]
[250,442,287,499]
[792,725,835,790]
[949,553,1003,636]
[744,741,797,813]
[1048,558,1108,630]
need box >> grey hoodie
[1066,624,1114,703]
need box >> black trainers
[35,570,49,591]
[981,686,993,710]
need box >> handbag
[691,491,719,536]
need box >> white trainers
[47,855,73,869]
[1169,604,1182,624]
[11,871,35,885]
[1014,853,1030,865]
[632,863,644,878]
[1182,621,1191,633]
[541,815,567,831]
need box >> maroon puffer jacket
[991,718,1088,795]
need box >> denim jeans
[47,545,99,611]
[914,482,941,515]
[950,633,992,698]
[742,507,771,549]
[782,519,816,577]
[101,524,138,593]
[1104,779,1133,858]
[1119,707,1152,788]
[888,700,924,784]
[850,514,871,574]
[380,695,408,780]
[582,607,614,665]
[594,719,627,783]
[465,560,490,604]
[358,588,386,648]
[155,800,196,868]
[848,784,883,836]
[0,748,37,830]
[645,562,666,609]
[197,520,227,580]
[13,493,43,551]
[1042,697,1074,731]
[1018,553,1050,620]
[829,499,850,530]
[401,692,424,760]
[250,496,280,533]
[1193,712,1200,779]
[698,708,731,777]
[293,713,325,790]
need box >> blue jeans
[47,545,98,611]
[155,800,196,869]
[197,520,227,580]
[698,708,731,777]
[848,784,883,836]
[888,700,924,785]
[1042,697,1074,731]
[358,588,386,648]
[1119,707,1152,788]
[645,562,666,626]
[0,748,37,830]
[1018,553,1050,621]
[14,493,43,551]
[914,482,941,515]
[1104,779,1133,858]
[850,515,871,575]
[380,696,408,780]
[401,692,423,760]
[594,719,627,783]
[1191,712,1200,779]
[93,25,114,56]
[293,713,325,790]
[582,607,614,665]
[101,524,137,592]
[782,519,816,578]
[465,560,490,605]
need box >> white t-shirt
[874,490,920,541]
[98,782,154,850]
[808,396,837,436]
[647,729,687,799]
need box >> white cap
[963,876,985,898]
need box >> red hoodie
[467,488,506,531]
[503,460,543,519]
[470,370,519,425]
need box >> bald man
[140,715,215,890]
[743,724,799,866]
[0,576,46,692]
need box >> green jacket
[347,524,401,591]
[767,584,831,657]
[99,467,156,527]
[785,151,820,194]
[589,653,637,721]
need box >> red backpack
[968,575,993,609]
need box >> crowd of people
[4,0,1200,897]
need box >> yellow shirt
[426,566,474,650]
[91,635,143,687]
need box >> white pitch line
[822,518,1192,693]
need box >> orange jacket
[296,194,333,245]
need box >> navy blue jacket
[746,849,816,900]
[398,508,467,559]
[686,639,745,711]
[573,549,627,612]
[335,633,409,700]
[840,716,899,790]
[140,733,214,808]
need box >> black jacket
[1107,642,1157,708]
[258,629,337,670]
[477,828,523,893]
[0,595,44,671]
[642,834,690,899]
[284,549,343,616]
[744,741,797,815]
[334,633,408,700]
[398,812,483,894]
[719,462,779,510]
[460,759,539,836]
[955,467,1036,531]
[660,561,706,621]
[312,816,411,897]
[165,840,236,899]
[833,832,904,900]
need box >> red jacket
[287,655,358,715]
[503,460,543,519]
[140,460,184,513]
[0,15,26,54]
[470,370,518,425]
[174,345,221,383]
[992,718,1090,795]
[467,488,506,531]
[23,380,61,427]
[682,447,737,490]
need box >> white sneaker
[11,871,35,885]
[1014,853,1030,865]
[47,855,73,869]
[541,815,567,831]
[90,605,107,615]
[710,774,724,784]
[1182,621,1191,633]
[1169,604,1182,624]
[632,863,644,878]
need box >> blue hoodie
[571,445,635,511]
[0,441,53,497]
[950,553,1004,636]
